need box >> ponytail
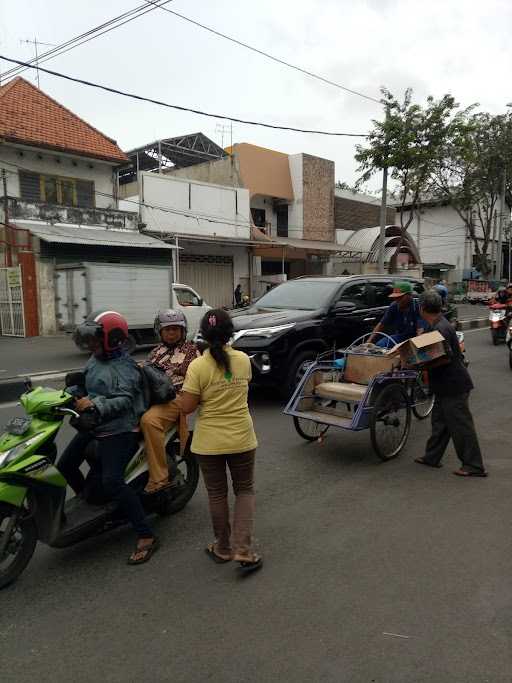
[199,308,234,374]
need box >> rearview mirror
[333,301,356,313]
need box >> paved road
[0,328,511,683]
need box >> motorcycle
[488,303,509,345]
[0,381,199,589]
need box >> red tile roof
[0,77,128,164]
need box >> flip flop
[453,468,488,478]
[205,543,232,564]
[237,556,263,576]
[127,537,160,565]
[414,457,442,469]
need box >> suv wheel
[283,349,319,398]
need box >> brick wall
[335,195,395,232]
[302,155,335,241]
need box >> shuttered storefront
[179,255,234,309]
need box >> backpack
[139,363,176,406]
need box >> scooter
[488,303,509,345]
[0,381,199,589]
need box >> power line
[0,1,174,82]
[144,1,381,105]
[0,55,368,137]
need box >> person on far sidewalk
[414,290,487,477]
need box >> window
[372,281,393,306]
[251,208,266,228]
[18,171,94,208]
[276,204,288,238]
[255,280,341,310]
[174,287,201,307]
[339,283,368,306]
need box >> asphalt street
[0,327,511,683]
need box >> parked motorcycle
[0,381,199,589]
[488,303,509,345]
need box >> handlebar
[55,407,80,419]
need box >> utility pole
[378,166,388,273]
[20,38,56,88]
[491,211,497,278]
[2,168,12,267]
[497,168,507,281]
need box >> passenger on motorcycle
[492,286,512,306]
[140,310,199,494]
[368,281,425,348]
[58,310,159,565]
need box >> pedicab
[284,333,435,461]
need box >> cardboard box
[343,352,399,385]
[386,331,446,368]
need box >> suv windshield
[254,280,341,310]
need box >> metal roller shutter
[179,255,234,308]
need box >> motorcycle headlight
[233,323,295,341]
[0,434,42,468]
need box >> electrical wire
[143,0,381,105]
[0,1,175,81]
[0,55,368,138]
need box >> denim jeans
[58,431,153,539]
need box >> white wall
[288,153,304,240]
[0,143,116,209]
[139,172,251,239]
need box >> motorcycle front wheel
[0,503,37,590]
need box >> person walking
[414,290,487,477]
[234,284,243,308]
[180,308,262,574]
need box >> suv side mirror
[332,300,357,313]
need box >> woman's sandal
[453,468,488,478]
[235,554,263,575]
[127,537,160,565]
[414,457,442,469]
[205,543,232,564]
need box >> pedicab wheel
[411,374,435,420]
[293,416,329,442]
[0,503,37,590]
[370,384,411,461]
[157,435,199,516]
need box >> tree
[355,88,461,235]
[431,111,512,277]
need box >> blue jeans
[59,431,153,539]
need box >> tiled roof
[0,77,128,164]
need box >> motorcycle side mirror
[23,377,33,392]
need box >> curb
[458,318,489,331]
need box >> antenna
[20,37,56,88]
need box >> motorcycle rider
[492,286,511,306]
[140,310,199,493]
[433,283,458,328]
[368,281,425,348]
[58,310,159,565]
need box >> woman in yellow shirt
[181,309,262,574]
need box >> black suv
[231,275,424,396]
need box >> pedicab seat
[314,382,367,403]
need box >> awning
[147,231,264,248]
[14,221,176,250]
[262,237,350,253]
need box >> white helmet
[154,309,187,338]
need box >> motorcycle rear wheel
[156,436,199,516]
[0,503,37,590]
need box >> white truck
[55,263,210,350]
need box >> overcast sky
[1,0,511,190]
